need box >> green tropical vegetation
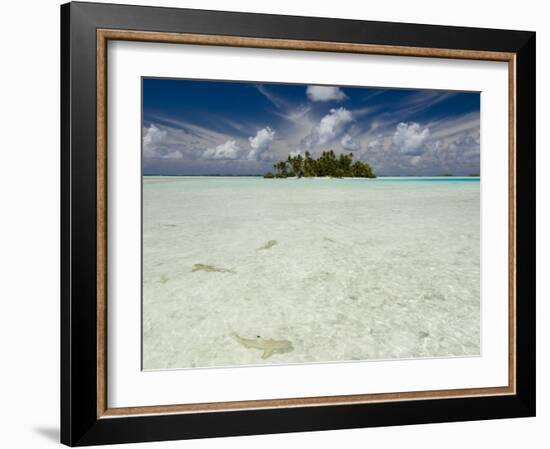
[264,150,376,179]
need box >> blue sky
[143,78,480,176]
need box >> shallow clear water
[142,176,480,370]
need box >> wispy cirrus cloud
[254,85,289,109]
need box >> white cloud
[142,120,244,163]
[367,138,382,151]
[341,134,360,151]
[392,122,430,155]
[143,124,169,158]
[430,131,480,166]
[362,117,480,175]
[369,121,380,132]
[142,124,185,159]
[203,140,241,159]
[162,151,183,160]
[364,133,387,151]
[248,127,275,159]
[304,107,353,149]
[306,86,347,102]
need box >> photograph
[141,78,481,370]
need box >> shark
[231,332,294,359]
[191,264,236,274]
[257,240,278,250]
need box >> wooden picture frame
[61,1,535,446]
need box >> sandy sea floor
[142,176,480,370]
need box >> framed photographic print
[60,1,536,446]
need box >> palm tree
[304,151,313,177]
[273,161,289,177]
[268,150,375,178]
[288,154,304,178]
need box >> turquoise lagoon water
[142,177,480,370]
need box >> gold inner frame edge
[96,29,517,419]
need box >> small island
[265,150,376,179]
